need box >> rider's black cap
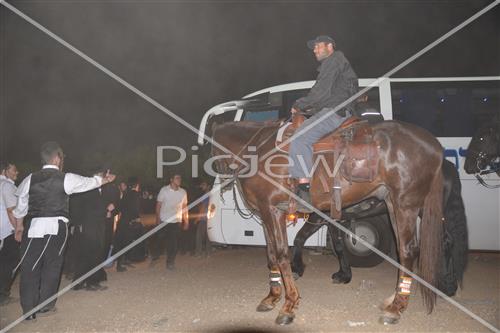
[307,35,336,49]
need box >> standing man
[101,181,120,266]
[155,173,188,270]
[13,142,115,320]
[0,161,20,306]
[287,35,359,211]
[194,180,212,258]
[118,181,127,199]
[114,176,140,272]
[71,166,115,291]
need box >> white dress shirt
[13,165,103,238]
[0,175,17,240]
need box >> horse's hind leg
[328,223,352,284]
[256,222,282,312]
[381,205,419,325]
[291,215,322,280]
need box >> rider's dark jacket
[293,50,358,116]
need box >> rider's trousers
[288,108,348,179]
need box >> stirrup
[294,188,313,213]
[275,188,314,214]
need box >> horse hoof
[379,313,400,325]
[256,303,275,312]
[331,273,351,284]
[292,272,301,280]
[275,313,294,325]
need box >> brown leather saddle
[276,114,380,219]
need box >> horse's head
[464,119,500,174]
[209,122,232,176]
[209,120,281,184]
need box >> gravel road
[1,248,498,332]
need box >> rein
[233,179,256,219]
[470,121,500,189]
[227,125,269,169]
[223,124,279,220]
[475,162,500,189]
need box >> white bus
[197,77,500,266]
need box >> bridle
[471,126,500,189]
[214,123,280,219]
[475,160,500,189]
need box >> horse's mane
[214,120,282,143]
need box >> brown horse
[211,118,444,325]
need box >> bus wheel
[342,215,394,268]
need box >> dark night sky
[1,0,499,171]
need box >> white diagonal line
[0,176,236,333]
[0,0,249,170]
[0,2,246,330]
[260,0,500,162]
[257,170,500,333]
[1,0,498,331]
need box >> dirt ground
[0,248,498,333]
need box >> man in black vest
[13,142,116,320]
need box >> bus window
[356,87,381,120]
[283,89,310,112]
[362,88,381,111]
[282,87,380,114]
[392,81,499,137]
[243,109,280,122]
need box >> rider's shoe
[275,184,313,213]
[295,185,313,213]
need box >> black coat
[71,189,107,247]
[119,190,140,223]
[70,188,111,285]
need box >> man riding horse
[287,35,359,211]
[211,35,446,325]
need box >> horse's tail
[418,163,444,313]
[438,160,469,296]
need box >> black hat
[307,35,336,49]
[127,176,139,188]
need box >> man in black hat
[113,176,141,272]
[12,142,116,320]
[287,35,359,211]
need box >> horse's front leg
[256,223,282,312]
[381,206,418,325]
[328,223,352,284]
[270,207,300,325]
[291,215,322,280]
